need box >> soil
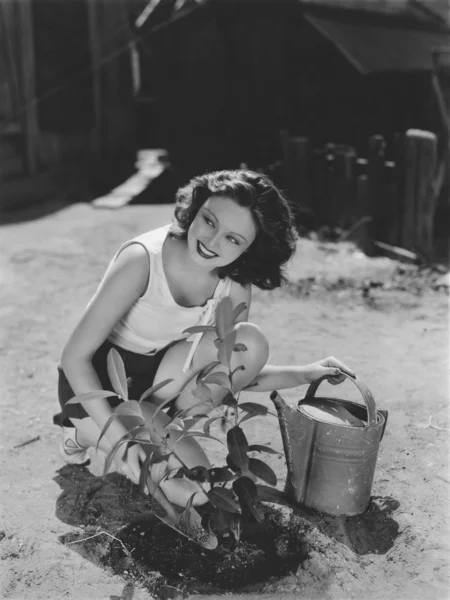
[0,199,449,600]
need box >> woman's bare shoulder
[102,242,151,296]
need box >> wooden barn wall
[139,5,444,173]
[139,5,370,173]
[28,0,134,175]
[89,0,135,175]
[0,0,22,124]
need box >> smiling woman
[172,170,296,289]
[54,168,355,512]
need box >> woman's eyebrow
[204,207,248,243]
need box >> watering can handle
[305,373,378,427]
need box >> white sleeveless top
[105,224,232,371]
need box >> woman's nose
[207,231,221,249]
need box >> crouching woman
[54,169,354,508]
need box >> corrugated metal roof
[305,13,450,72]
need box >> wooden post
[280,132,311,209]
[393,133,405,247]
[402,129,438,256]
[355,174,373,255]
[311,147,327,223]
[86,0,103,162]
[383,160,396,245]
[367,134,386,252]
[17,0,38,174]
[329,144,356,229]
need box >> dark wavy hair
[171,169,297,290]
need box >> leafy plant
[66,297,284,550]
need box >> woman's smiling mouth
[197,240,218,259]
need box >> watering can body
[271,375,388,516]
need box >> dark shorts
[53,339,169,427]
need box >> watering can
[270,374,388,516]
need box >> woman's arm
[247,358,355,392]
[61,243,150,444]
[227,285,354,391]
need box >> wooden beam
[17,0,38,174]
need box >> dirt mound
[55,464,401,599]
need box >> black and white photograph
[0,0,449,598]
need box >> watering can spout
[269,390,288,412]
[269,391,300,499]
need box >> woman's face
[187,195,258,270]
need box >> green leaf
[209,467,234,485]
[248,444,281,455]
[139,378,174,402]
[96,401,145,450]
[230,365,245,379]
[210,507,240,538]
[180,492,199,531]
[233,343,247,352]
[221,392,237,407]
[208,487,241,514]
[184,466,209,483]
[103,438,130,477]
[227,426,249,470]
[217,330,237,369]
[191,385,214,408]
[216,296,234,340]
[231,301,247,323]
[172,466,187,479]
[122,423,152,442]
[182,325,216,335]
[151,447,172,464]
[66,390,118,405]
[226,453,240,473]
[238,402,268,415]
[139,451,153,494]
[256,484,286,504]
[106,348,128,399]
[248,458,277,486]
[179,430,225,447]
[151,393,181,422]
[165,419,185,432]
[203,415,225,436]
[181,405,211,419]
[238,412,258,426]
[227,426,249,452]
[197,361,221,381]
[233,476,264,523]
[198,381,213,400]
[203,371,231,388]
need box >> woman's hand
[304,356,355,386]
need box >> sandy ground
[0,200,449,600]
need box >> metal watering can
[270,374,388,516]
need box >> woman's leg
[151,321,270,415]
[70,403,211,508]
[67,322,269,507]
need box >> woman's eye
[203,216,214,227]
[227,236,239,245]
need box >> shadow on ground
[53,464,400,598]
[293,496,400,555]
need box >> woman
[55,169,354,506]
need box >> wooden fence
[281,129,443,259]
